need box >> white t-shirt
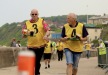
[16,44,21,47]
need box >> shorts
[44,53,51,60]
[64,48,81,69]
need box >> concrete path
[0,57,107,75]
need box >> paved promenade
[0,57,107,75]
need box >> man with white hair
[22,9,50,75]
[61,13,88,75]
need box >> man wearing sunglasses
[22,9,50,75]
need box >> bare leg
[48,59,50,68]
[48,59,50,64]
[73,68,78,75]
[66,64,72,75]
[44,59,47,69]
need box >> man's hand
[76,34,88,41]
[22,29,29,38]
[60,37,68,42]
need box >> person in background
[43,40,53,69]
[98,39,106,67]
[56,40,64,61]
[98,39,106,55]
[85,41,91,59]
[16,40,21,47]
[51,41,57,60]
[22,9,50,75]
[60,13,88,75]
[10,38,16,47]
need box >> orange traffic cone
[18,50,35,75]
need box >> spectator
[10,38,16,47]
[16,40,21,47]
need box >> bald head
[68,13,77,20]
[30,9,39,20]
[30,9,39,15]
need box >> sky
[0,0,108,26]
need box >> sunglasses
[31,14,37,16]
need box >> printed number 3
[32,24,38,34]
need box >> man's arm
[43,21,50,41]
[22,23,28,38]
[77,25,89,41]
[60,26,68,42]
[22,23,32,38]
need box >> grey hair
[68,13,77,20]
